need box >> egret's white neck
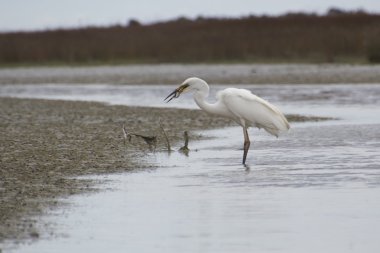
[193,89,223,116]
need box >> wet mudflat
[0,97,233,245]
[1,64,380,85]
[9,113,380,253]
[0,96,311,249]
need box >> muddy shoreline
[0,97,330,247]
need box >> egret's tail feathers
[258,114,290,137]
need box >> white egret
[165,77,290,164]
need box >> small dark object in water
[179,131,190,155]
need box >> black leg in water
[242,127,251,165]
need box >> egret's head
[164,77,207,103]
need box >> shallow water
[1,83,380,122]
[2,83,380,252]
[1,83,380,108]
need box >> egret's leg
[242,127,250,164]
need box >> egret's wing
[220,88,290,136]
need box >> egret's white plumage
[165,77,290,164]
[218,88,290,136]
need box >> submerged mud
[0,97,327,244]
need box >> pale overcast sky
[1,0,379,31]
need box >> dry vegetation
[1,10,380,65]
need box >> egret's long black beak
[164,89,178,103]
[164,84,189,103]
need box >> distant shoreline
[1,12,380,65]
[1,63,380,85]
